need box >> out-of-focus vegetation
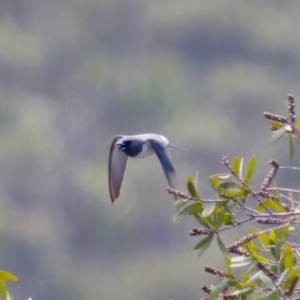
[1,1,300,299]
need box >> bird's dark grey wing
[109,136,128,203]
[148,139,177,189]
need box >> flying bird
[108,133,184,203]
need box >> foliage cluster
[168,95,300,299]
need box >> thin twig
[280,166,300,171]
[253,211,300,217]
[238,203,261,215]
[276,193,298,203]
[267,187,300,194]
[218,216,255,232]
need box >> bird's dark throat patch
[119,140,143,157]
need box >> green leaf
[238,158,244,178]
[296,120,300,131]
[242,239,260,256]
[216,234,230,257]
[230,288,254,297]
[216,181,247,199]
[247,271,276,288]
[174,199,188,210]
[172,202,202,224]
[209,175,221,191]
[247,270,263,284]
[230,256,253,268]
[277,269,288,286]
[172,208,189,224]
[289,134,294,162]
[222,213,234,226]
[0,271,18,300]
[0,271,18,283]
[224,255,232,274]
[0,279,7,300]
[269,229,276,242]
[201,215,217,228]
[187,175,200,200]
[271,126,286,143]
[231,157,241,176]
[258,233,271,248]
[251,254,270,264]
[193,213,212,229]
[241,273,250,281]
[267,120,286,130]
[213,205,233,228]
[213,208,226,228]
[243,156,256,184]
[256,199,285,213]
[253,290,279,299]
[283,269,299,290]
[201,203,216,218]
[209,280,238,299]
[274,225,289,242]
[269,239,281,260]
[284,244,294,269]
[194,235,214,257]
[209,174,232,191]
[231,256,250,263]
[259,273,275,288]
[214,174,233,180]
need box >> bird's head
[116,137,145,157]
[116,140,130,152]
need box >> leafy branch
[168,94,300,299]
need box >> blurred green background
[1,1,300,299]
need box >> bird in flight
[108,133,185,203]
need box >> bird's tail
[168,143,189,152]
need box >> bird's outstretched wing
[148,139,177,189]
[109,136,128,202]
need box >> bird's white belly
[134,143,154,158]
